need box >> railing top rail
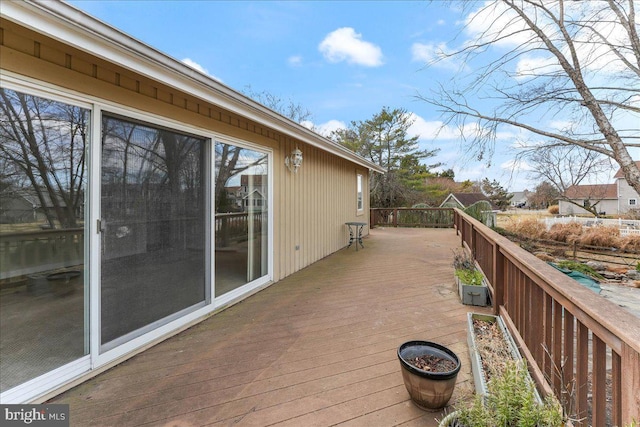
[215,212,259,218]
[0,227,84,239]
[454,208,640,355]
[370,207,453,211]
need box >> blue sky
[69,1,638,192]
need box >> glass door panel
[214,143,268,296]
[100,115,206,349]
[0,88,88,392]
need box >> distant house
[559,184,617,215]
[614,162,640,215]
[559,162,640,215]
[240,175,267,211]
[439,193,500,210]
[0,188,77,225]
[510,190,530,208]
[0,190,40,224]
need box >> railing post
[220,216,228,247]
[393,209,398,227]
[492,242,504,315]
[621,343,640,424]
[470,223,476,256]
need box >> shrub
[547,222,583,243]
[504,217,547,240]
[456,361,564,427]
[620,235,640,252]
[578,225,620,247]
[548,205,559,214]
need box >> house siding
[618,179,640,214]
[559,199,619,216]
[0,19,369,282]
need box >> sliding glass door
[100,115,208,350]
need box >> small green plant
[455,269,484,286]
[556,260,604,280]
[452,249,484,286]
[456,361,564,427]
[636,261,640,272]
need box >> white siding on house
[618,179,640,214]
[559,199,619,216]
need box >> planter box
[456,277,490,307]
[467,312,541,403]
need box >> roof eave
[2,0,385,174]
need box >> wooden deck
[51,227,488,426]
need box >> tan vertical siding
[272,139,371,280]
[0,20,372,283]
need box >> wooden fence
[455,209,640,425]
[370,207,454,228]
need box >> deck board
[51,227,487,426]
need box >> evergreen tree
[481,178,512,211]
[332,107,440,207]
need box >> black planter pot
[397,341,461,411]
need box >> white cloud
[319,27,383,67]
[548,120,575,133]
[407,113,494,141]
[181,58,222,82]
[182,58,208,74]
[464,1,536,49]
[301,119,346,137]
[501,158,534,172]
[514,56,559,79]
[288,55,303,67]
[437,19,446,26]
[411,42,460,70]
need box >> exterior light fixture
[285,148,303,173]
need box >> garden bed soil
[472,317,513,383]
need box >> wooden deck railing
[0,228,84,280]
[370,207,454,228]
[0,212,264,281]
[454,208,640,425]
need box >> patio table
[345,222,367,251]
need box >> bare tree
[420,0,640,194]
[523,145,612,214]
[0,89,87,228]
[242,86,313,125]
[528,181,561,208]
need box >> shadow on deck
[52,227,489,426]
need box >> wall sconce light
[285,148,303,173]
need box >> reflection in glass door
[0,88,88,393]
[100,115,207,350]
[214,142,268,296]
